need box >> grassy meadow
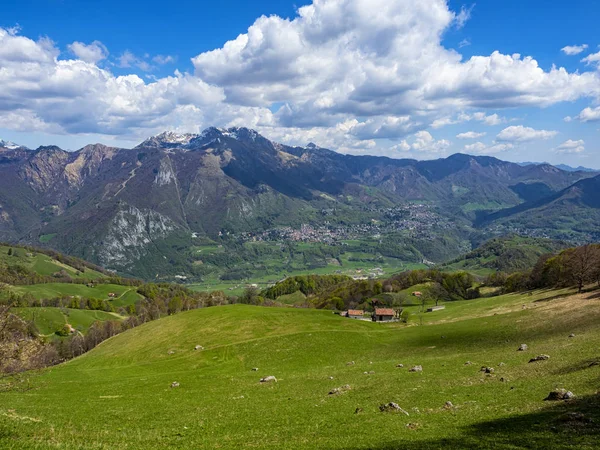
[0,245,104,280]
[12,307,124,336]
[1,287,599,449]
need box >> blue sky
[0,0,599,167]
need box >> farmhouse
[347,310,364,319]
[372,308,395,322]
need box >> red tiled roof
[347,310,364,316]
[374,308,395,316]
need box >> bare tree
[565,244,599,293]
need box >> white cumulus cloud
[496,125,558,143]
[456,131,486,139]
[464,141,513,155]
[561,44,588,56]
[67,41,108,64]
[554,139,585,154]
[1,0,600,153]
[574,106,600,122]
[582,51,600,66]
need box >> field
[13,307,123,336]
[6,283,141,334]
[0,246,104,280]
[1,287,599,449]
[8,283,142,307]
[188,242,425,296]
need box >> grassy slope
[10,283,141,306]
[13,308,123,336]
[0,246,140,334]
[0,245,104,280]
[1,289,600,449]
[5,285,140,335]
[440,235,568,275]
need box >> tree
[168,296,183,315]
[240,286,260,305]
[564,244,599,293]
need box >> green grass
[0,245,105,280]
[276,290,307,305]
[13,307,123,336]
[9,283,142,307]
[1,288,599,449]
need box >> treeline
[318,269,480,310]
[487,244,600,293]
[258,270,481,311]
[262,274,352,299]
[2,291,117,313]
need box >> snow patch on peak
[137,131,199,148]
[226,127,260,141]
[0,139,22,150]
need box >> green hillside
[10,283,142,307]
[440,235,569,275]
[0,245,105,280]
[13,307,124,336]
[0,245,140,336]
[2,288,599,449]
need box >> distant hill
[477,175,600,242]
[440,235,569,274]
[517,161,598,173]
[554,164,598,173]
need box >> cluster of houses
[343,308,398,322]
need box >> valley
[1,131,598,283]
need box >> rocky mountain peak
[136,131,198,149]
[0,139,22,150]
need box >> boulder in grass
[409,365,422,373]
[329,385,351,395]
[569,333,576,338]
[545,389,574,401]
[346,361,355,366]
[379,402,409,415]
[194,345,204,351]
[529,355,550,363]
[260,376,277,383]
[396,363,404,368]
[518,344,528,351]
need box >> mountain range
[1,127,598,279]
[517,161,598,173]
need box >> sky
[0,0,599,167]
